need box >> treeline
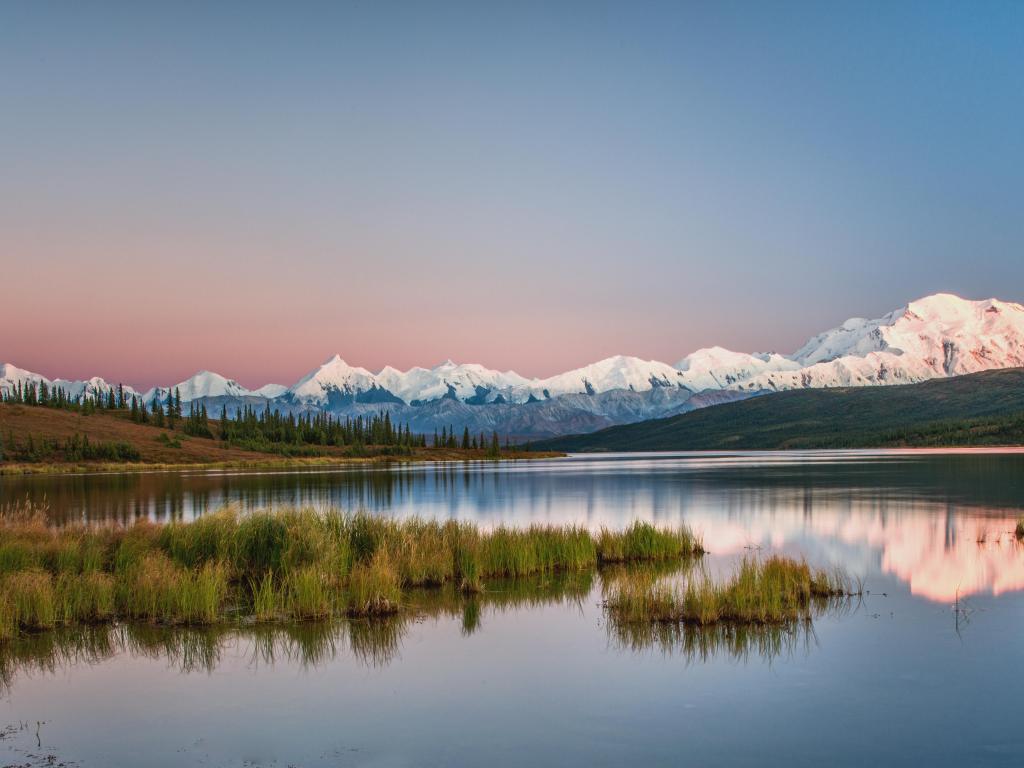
[786,412,1024,449]
[0,380,193,429]
[432,426,509,457]
[0,432,140,463]
[219,405,426,456]
[1,380,135,414]
[3,380,516,458]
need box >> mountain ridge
[534,367,1024,451]
[4,293,1024,438]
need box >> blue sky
[2,1,1022,386]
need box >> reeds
[0,504,704,638]
[605,556,857,627]
[597,521,704,562]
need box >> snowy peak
[287,355,378,404]
[674,347,798,391]
[5,292,1024,411]
[539,356,684,396]
[0,363,49,394]
[789,294,1024,372]
[252,383,288,399]
[1,365,138,400]
[174,371,253,401]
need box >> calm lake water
[2,450,1024,767]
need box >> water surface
[2,450,1023,766]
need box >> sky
[2,1,1023,389]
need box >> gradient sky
[3,1,1023,388]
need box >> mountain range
[4,293,1024,438]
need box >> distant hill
[536,368,1024,451]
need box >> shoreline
[0,450,565,477]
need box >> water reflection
[4,451,1024,603]
[0,566,838,692]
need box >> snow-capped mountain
[375,360,531,404]
[1,363,48,393]
[674,347,798,391]
[141,371,255,404]
[252,383,288,399]
[4,293,1024,437]
[0,364,139,401]
[285,355,383,406]
[735,294,1024,392]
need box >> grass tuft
[605,555,856,626]
[347,551,401,616]
[597,521,703,562]
[0,503,713,637]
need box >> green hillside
[537,368,1024,451]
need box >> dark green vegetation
[0,397,542,473]
[1,432,141,463]
[0,503,702,639]
[217,406,426,457]
[538,368,1024,451]
[1,379,431,459]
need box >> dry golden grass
[0,503,702,637]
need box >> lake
[2,450,1024,767]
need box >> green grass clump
[388,519,454,586]
[606,556,855,626]
[0,504,712,638]
[55,572,115,623]
[179,562,229,624]
[478,525,597,578]
[3,569,56,631]
[0,594,15,641]
[251,573,279,622]
[285,567,333,620]
[452,525,483,592]
[159,511,235,569]
[597,521,703,562]
[234,512,289,577]
[117,553,227,625]
[347,551,401,616]
[0,541,40,574]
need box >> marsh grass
[250,573,279,622]
[605,556,857,627]
[597,521,703,562]
[285,567,333,620]
[347,551,401,616]
[0,574,829,692]
[0,504,703,638]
